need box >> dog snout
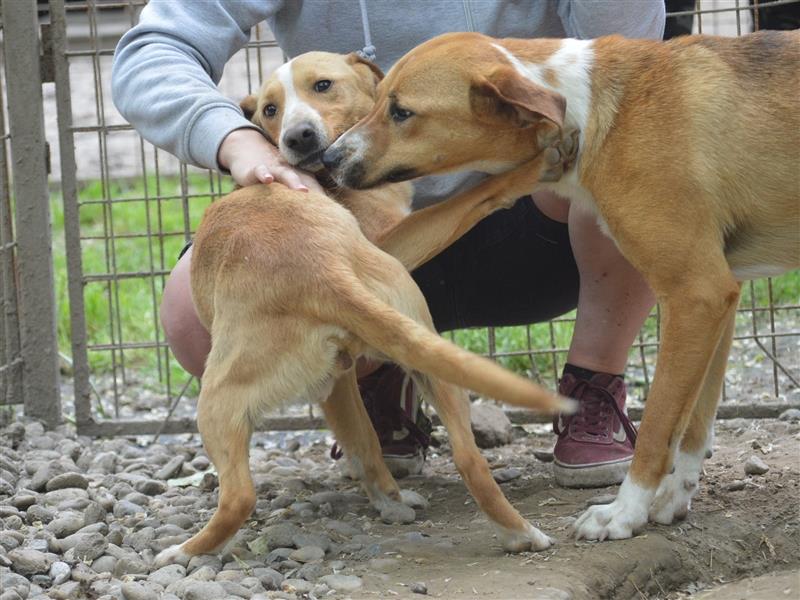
[321,143,345,171]
[283,124,320,155]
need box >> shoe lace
[330,369,432,461]
[557,379,637,446]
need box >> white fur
[275,59,326,155]
[492,40,610,235]
[495,521,554,553]
[649,449,705,525]
[574,477,653,541]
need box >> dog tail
[321,280,573,415]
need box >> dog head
[322,33,566,189]
[241,51,384,172]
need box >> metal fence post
[1,0,61,426]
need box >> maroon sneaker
[552,372,637,488]
[331,364,432,478]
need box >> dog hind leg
[321,370,423,523]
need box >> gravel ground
[1,408,798,600]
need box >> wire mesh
[46,0,798,434]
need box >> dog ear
[239,95,258,122]
[471,67,565,129]
[346,52,385,88]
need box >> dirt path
[346,418,799,599]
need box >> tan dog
[154,51,578,566]
[323,31,800,541]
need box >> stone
[183,581,227,600]
[470,403,513,448]
[47,513,85,538]
[8,548,53,575]
[73,532,108,561]
[91,555,117,574]
[49,561,71,585]
[10,494,37,510]
[121,582,158,600]
[252,567,284,590]
[292,532,331,552]
[26,504,55,524]
[380,502,415,524]
[778,408,800,422]
[532,449,555,463]
[411,582,428,595]
[262,522,300,550]
[289,545,324,563]
[492,467,522,483]
[155,455,185,480]
[45,472,89,492]
[219,581,252,598]
[48,581,83,600]
[281,578,314,594]
[744,455,770,476]
[148,564,186,588]
[727,480,747,491]
[368,557,400,573]
[187,554,222,574]
[114,556,149,577]
[113,500,145,518]
[320,574,363,592]
[134,479,167,496]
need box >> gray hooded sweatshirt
[112,0,665,205]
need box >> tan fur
[326,30,800,520]
[158,52,578,564]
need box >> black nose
[321,144,344,171]
[283,124,319,155]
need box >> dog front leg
[321,370,425,523]
[379,130,578,271]
[574,272,740,541]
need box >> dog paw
[649,475,696,525]
[573,501,646,541]
[540,129,580,182]
[399,489,428,510]
[496,522,554,553]
[154,544,192,569]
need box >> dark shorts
[178,196,579,332]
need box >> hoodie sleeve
[111,0,284,170]
[557,0,666,41]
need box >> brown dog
[154,51,578,567]
[323,32,800,541]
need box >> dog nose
[321,144,344,171]
[283,125,319,155]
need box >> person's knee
[160,248,210,378]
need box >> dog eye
[264,104,278,118]
[313,80,332,93]
[390,104,414,123]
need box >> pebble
[49,561,71,585]
[8,548,53,575]
[45,472,89,491]
[182,581,227,600]
[282,578,314,594]
[155,455,186,480]
[778,408,800,422]
[470,403,513,448]
[73,532,108,561]
[380,502,416,524]
[148,564,187,588]
[134,479,167,496]
[121,582,159,600]
[46,513,85,538]
[410,581,428,595]
[744,455,770,475]
[532,449,555,463]
[320,574,363,592]
[289,545,325,563]
[493,467,522,483]
[727,480,747,491]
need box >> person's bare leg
[533,190,655,488]
[567,206,656,373]
[160,246,210,379]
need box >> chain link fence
[1,0,797,434]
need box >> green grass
[50,175,800,400]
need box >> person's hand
[218,128,324,194]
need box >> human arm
[112,0,321,191]
[557,0,666,40]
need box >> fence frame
[8,0,799,434]
[0,0,61,426]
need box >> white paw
[399,489,428,509]
[573,479,652,542]
[649,453,703,525]
[153,544,192,569]
[496,521,554,553]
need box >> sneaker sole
[553,457,632,488]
